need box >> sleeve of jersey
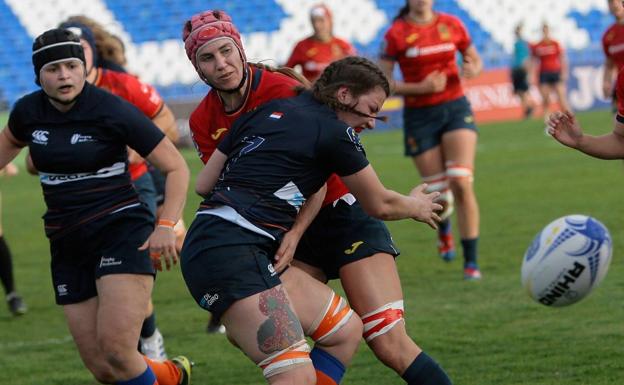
[118,100,165,157]
[6,100,28,144]
[124,76,164,118]
[189,112,216,163]
[285,43,302,68]
[616,71,624,122]
[380,27,398,60]
[602,33,610,58]
[454,18,472,53]
[318,122,369,177]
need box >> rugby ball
[521,215,612,307]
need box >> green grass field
[1,110,623,384]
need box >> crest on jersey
[346,126,363,152]
[269,112,283,120]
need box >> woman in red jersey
[183,10,452,385]
[379,0,483,280]
[285,3,356,82]
[602,0,624,107]
[531,23,570,117]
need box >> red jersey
[381,13,471,108]
[616,68,624,116]
[531,40,563,73]
[189,65,349,206]
[285,36,355,81]
[603,23,624,70]
[94,68,164,180]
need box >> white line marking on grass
[0,335,73,350]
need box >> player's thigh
[95,274,152,347]
[339,253,403,315]
[63,297,108,368]
[221,284,306,364]
[412,146,446,176]
[441,129,478,168]
[280,266,336,331]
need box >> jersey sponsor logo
[32,130,49,145]
[70,133,95,144]
[269,111,284,120]
[344,241,364,255]
[608,43,624,55]
[57,284,68,296]
[40,162,126,185]
[405,43,455,58]
[199,292,219,309]
[211,128,228,140]
[274,181,305,212]
[99,257,123,267]
[346,127,364,152]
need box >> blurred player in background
[531,23,570,118]
[379,0,483,280]
[602,0,624,110]
[285,3,356,82]
[1,28,191,385]
[511,22,534,119]
[24,19,177,361]
[0,162,27,316]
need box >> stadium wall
[0,0,615,126]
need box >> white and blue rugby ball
[521,215,612,307]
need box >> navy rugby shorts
[180,215,281,318]
[295,198,399,280]
[50,206,155,305]
[539,71,561,85]
[403,96,477,157]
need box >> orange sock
[143,356,180,385]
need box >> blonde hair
[65,15,127,68]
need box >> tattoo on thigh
[257,286,303,354]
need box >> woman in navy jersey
[183,10,453,385]
[0,29,191,385]
[181,50,446,384]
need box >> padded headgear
[182,10,246,72]
[310,3,333,21]
[58,21,98,67]
[32,28,85,85]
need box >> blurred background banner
[0,0,615,123]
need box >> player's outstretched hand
[547,110,582,149]
[139,227,178,272]
[408,183,443,230]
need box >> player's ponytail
[311,56,389,120]
[393,2,410,21]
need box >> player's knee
[86,361,116,384]
[446,164,473,200]
[307,292,362,351]
[258,339,313,380]
[361,300,406,365]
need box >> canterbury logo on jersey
[344,241,364,255]
[211,128,228,140]
[405,43,454,58]
[40,162,125,185]
[32,130,49,145]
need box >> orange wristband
[157,219,176,228]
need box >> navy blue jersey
[8,82,165,239]
[206,92,369,239]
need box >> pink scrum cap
[182,10,246,70]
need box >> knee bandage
[258,339,312,378]
[307,292,354,343]
[422,173,454,220]
[446,162,474,182]
[361,300,405,342]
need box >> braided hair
[311,56,389,116]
